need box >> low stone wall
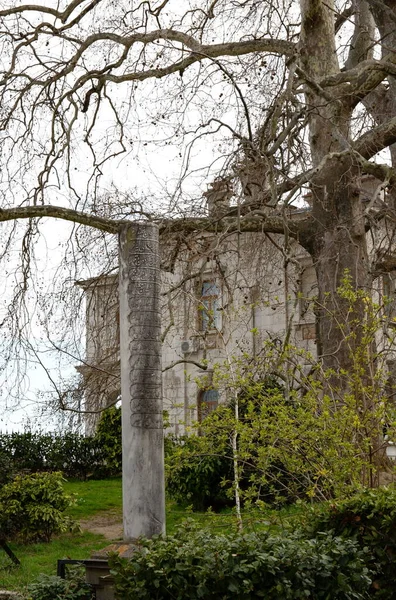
[0,591,23,599]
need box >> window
[199,281,220,331]
[301,323,316,340]
[198,389,219,422]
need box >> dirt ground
[79,512,123,541]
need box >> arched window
[198,388,219,422]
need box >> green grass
[0,531,106,592]
[64,477,123,520]
[64,478,273,534]
[166,501,306,535]
[1,478,123,593]
[63,477,246,534]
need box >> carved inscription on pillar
[121,223,162,429]
[119,222,165,540]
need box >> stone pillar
[119,222,165,541]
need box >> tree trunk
[299,0,372,387]
[119,222,165,541]
[309,174,387,483]
[311,173,372,384]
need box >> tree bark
[298,0,372,384]
[310,172,372,382]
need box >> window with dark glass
[198,389,219,421]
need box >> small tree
[168,276,396,513]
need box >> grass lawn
[0,531,106,591]
[1,479,122,593]
[64,477,123,520]
[62,477,247,534]
[1,477,302,593]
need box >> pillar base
[85,543,139,600]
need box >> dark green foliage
[47,433,104,480]
[0,471,74,542]
[0,431,105,480]
[94,406,122,474]
[28,568,94,600]
[110,526,371,599]
[0,421,187,485]
[165,402,307,511]
[0,450,14,485]
[166,435,233,511]
[0,431,53,472]
[306,487,396,598]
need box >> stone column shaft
[119,222,165,541]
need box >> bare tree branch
[0,205,126,233]
[354,116,396,159]
[162,359,208,372]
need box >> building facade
[77,178,396,434]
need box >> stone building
[75,274,121,433]
[77,177,396,434]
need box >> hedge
[0,431,106,480]
[305,487,396,598]
[109,526,371,599]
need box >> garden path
[79,513,123,541]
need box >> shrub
[305,487,396,598]
[0,421,170,483]
[165,434,233,511]
[0,471,74,542]
[46,433,104,480]
[94,406,122,475]
[0,431,105,480]
[0,450,14,485]
[0,431,53,473]
[110,526,371,599]
[27,569,94,600]
[165,402,308,511]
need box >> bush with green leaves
[0,431,105,480]
[0,431,54,473]
[165,384,311,510]
[47,433,104,480]
[305,487,396,598]
[94,406,122,475]
[0,450,14,485]
[0,471,74,542]
[166,433,233,511]
[27,570,94,600]
[168,277,396,515]
[110,525,371,599]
